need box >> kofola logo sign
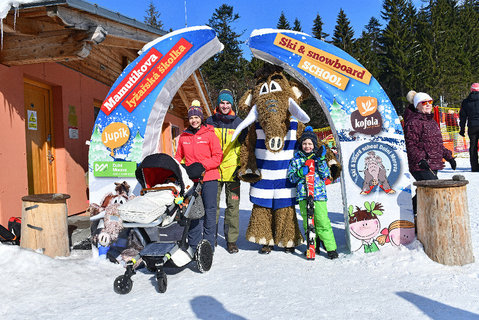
[101,48,162,115]
[273,34,372,89]
[122,38,193,112]
[350,97,382,136]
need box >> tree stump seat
[20,193,71,258]
[414,177,474,266]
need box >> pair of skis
[305,159,316,260]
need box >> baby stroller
[113,153,213,294]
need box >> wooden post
[21,193,71,258]
[414,178,474,266]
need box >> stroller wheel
[196,239,213,273]
[113,275,133,294]
[156,272,167,293]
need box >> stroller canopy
[136,153,191,195]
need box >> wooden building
[0,0,213,225]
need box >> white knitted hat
[413,92,432,108]
[406,90,416,104]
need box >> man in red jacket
[175,100,223,252]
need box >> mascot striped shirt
[250,118,297,209]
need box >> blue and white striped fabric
[250,118,298,209]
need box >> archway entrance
[88,27,414,253]
[247,29,414,252]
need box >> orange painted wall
[0,63,109,226]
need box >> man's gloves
[418,159,430,170]
[459,129,465,137]
[448,158,457,170]
[298,165,309,177]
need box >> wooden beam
[53,6,159,43]
[192,71,212,117]
[61,46,137,86]
[177,87,190,109]
[100,34,147,50]
[17,7,49,18]
[3,11,61,36]
[0,30,92,65]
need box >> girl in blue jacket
[287,126,338,259]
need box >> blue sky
[95,0,424,59]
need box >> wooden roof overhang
[0,0,213,118]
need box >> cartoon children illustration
[376,220,415,247]
[360,151,395,195]
[348,201,384,253]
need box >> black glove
[330,165,339,180]
[459,129,465,137]
[418,159,430,170]
[448,158,457,170]
[185,162,205,180]
[316,145,327,161]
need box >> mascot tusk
[288,97,310,123]
[232,104,258,141]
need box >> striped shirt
[250,118,298,209]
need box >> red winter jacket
[175,124,223,181]
[404,105,453,172]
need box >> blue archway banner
[88,26,222,204]
[247,29,414,253]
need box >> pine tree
[201,4,244,100]
[144,0,163,29]
[332,8,355,54]
[89,125,112,164]
[425,0,463,102]
[277,11,291,30]
[293,18,302,32]
[127,131,144,162]
[329,99,348,129]
[379,0,416,114]
[312,13,329,41]
[455,0,479,102]
[355,17,382,79]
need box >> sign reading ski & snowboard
[247,29,414,253]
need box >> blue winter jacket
[287,150,330,201]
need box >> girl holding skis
[287,126,338,259]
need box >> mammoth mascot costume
[232,64,341,253]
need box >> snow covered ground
[1,157,478,320]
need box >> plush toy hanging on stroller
[112,153,213,294]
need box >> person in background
[175,100,223,252]
[287,126,338,259]
[404,91,456,216]
[206,89,245,254]
[459,83,479,172]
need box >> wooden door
[24,79,56,194]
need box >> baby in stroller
[99,153,213,294]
